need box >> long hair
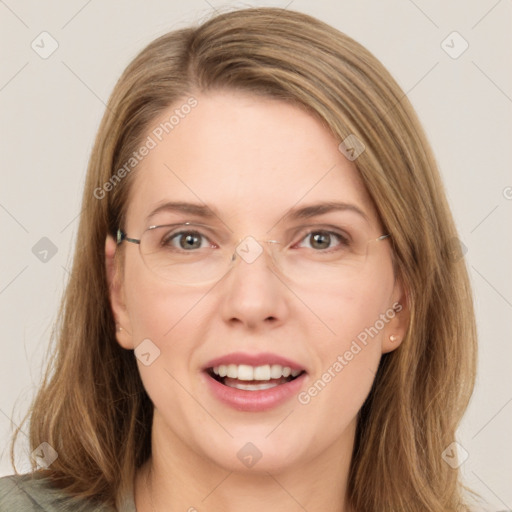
[12,7,477,511]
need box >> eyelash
[296,229,350,251]
[162,227,351,252]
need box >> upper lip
[203,352,306,372]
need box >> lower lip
[203,372,307,412]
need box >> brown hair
[12,7,477,511]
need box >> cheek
[300,274,394,411]
[122,273,205,414]
[121,262,209,399]
[123,254,201,340]
[310,269,395,344]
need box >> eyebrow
[284,201,369,222]
[145,201,219,224]
[145,200,369,224]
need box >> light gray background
[1,0,511,509]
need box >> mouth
[206,364,306,391]
[202,353,308,411]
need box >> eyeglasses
[116,222,390,286]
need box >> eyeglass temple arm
[116,229,141,245]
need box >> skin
[105,90,409,512]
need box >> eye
[296,229,350,251]
[162,229,213,251]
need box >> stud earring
[116,325,123,332]
[389,334,399,342]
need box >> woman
[1,7,480,512]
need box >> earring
[116,325,123,332]
[389,334,399,342]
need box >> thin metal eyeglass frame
[116,223,391,275]
[116,225,390,249]
[116,224,282,248]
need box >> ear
[105,235,135,350]
[381,278,410,354]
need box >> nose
[217,239,290,330]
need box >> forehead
[125,90,379,231]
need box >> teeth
[253,365,270,380]
[227,364,237,378]
[212,364,302,381]
[238,364,254,380]
[226,381,279,391]
[270,364,282,379]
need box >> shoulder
[467,507,512,512]
[0,473,113,512]
[469,507,512,512]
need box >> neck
[135,412,356,512]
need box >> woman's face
[107,90,407,475]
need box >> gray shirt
[1,472,510,512]
[0,474,136,512]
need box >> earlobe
[382,282,411,354]
[105,235,134,350]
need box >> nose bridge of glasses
[232,235,281,267]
